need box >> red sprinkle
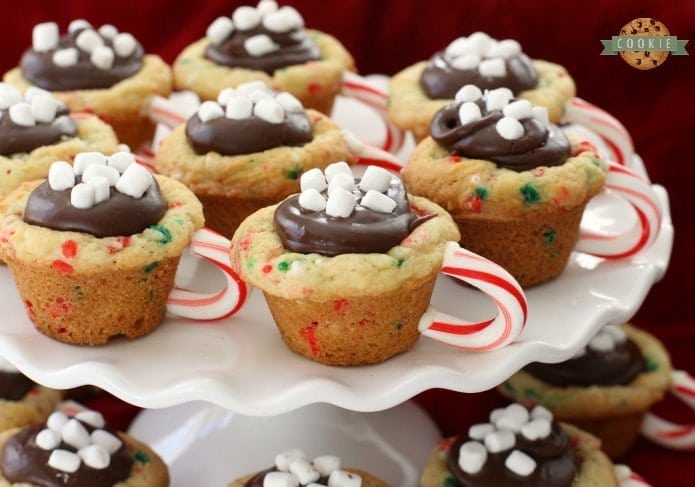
[48,297,69,318]
[447,155,462,163]
[107,236,131,254]
[553,186,570,205]
[62,240,77,258]
[358,318,371,326]
[308,82,321,94]
[239,236,252,251]
[333,298,349,314]
[24,300,36,319]
[532,167,545,177]
[463,195,482,212]
[300,321,320,355]
[51,260,74,275]
[0,229,14,243]
[262,264,273,274]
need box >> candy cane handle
[641,370,695,450]
[166,228,247,321]
[351,140,405,174]
[145,95,186,129]
[418,242,528,351]
[576,161,662,259]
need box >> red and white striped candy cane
[614,465,652,487]
[641,370,695,450]
[146,94,187,129]
[576,161,662,259]
[419,242,528,351]
[167,228,247,321]
[352,141,405,174]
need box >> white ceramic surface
[128,400,440,487]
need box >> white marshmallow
[75,29,104,53]
[275,449,307,472]
[455,84,483,103]
[115,161,153,198]
[0,83,22,109]
[116,143,131,153]
[225,96,254,119]
[48,449,81,473]
[496,116,525,140]
[98,24,118,40]
[479,58,507,77]
[107,152,136,174]
[532,106,549,128]
[505,449,536,477]
[24,86,51,102]
[207,16,234,45]
[62,418,91,449]
[91,429,122,455]
[489,39,522,59]
[458,101,482,125]
[74,151,107,175]
[9,102,35,127]
[47,411,69,432]
[484,429,516,453]
[233,6,262,30]
[275,92,304,112]
[485,87,514,112]
[489,407,507,423]
[324,161,352,183]
[444,37,471,58]
[359,166,392,193]
[71,183,94,209]
[29,94,58,123]
[327,470,361,487]
[277,6,304,29]
[217,87,237,105]
[327,172,354,194]
[313,455,341,476]
[68,19,92,34]
[502,403,530,424]
[113,33,137,58]
[33,22,59,52]
[36,428,62,450]
[450,53,481,70]
[521,418,552,441]
[466,32,493,55]
[245,34,279,57]
[53,114,75,133]
[235,80,270,97]
[361,190,396,213]
[468,422,496,441]
[458,441,488,474]
[603,324,627,343]
[263,9,295,33]
[90,176,111,204]
[82,164,119,186]
[614,464,633,481]
[248,89,273,103]
[589,332,615,352]
[300,168,327,192]
[257,0,279,16]
[289,458,320,484]
[53,47,79,67]
[264,471,299,487]
[254,99,284,123]
[78,444,110,469]
[91,45,115,70]
[298,188,327,212]
[503,99,534,120]
[197,100,224,122]
[530,405,554,422]
[326,187,355,218]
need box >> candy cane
[614,465,652,487]
[166,228,247,321]
[145,94,186,129]
[576,161,661,259]
[353,142,405,174]
[419,242,527,351]
[641,370,695,450]
[563,97,634,165]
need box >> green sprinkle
[520,183,541,204]
[175,217,185,226]
[396,258,405,268]
[502,382,515,394]
[73,286,84,300]
[524,387,539,399]
[645,356,659,372]
[474,186,489,199]
[143,261,159,273]
[246,257,256,271]
[133,450,151,464]
[444,477,462,487]
[150,225,172,244]
[283,165,302,180]
[542,228,556,244]
[277,261,290,272]
[179,58,191,65]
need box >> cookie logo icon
[601,19,689,69]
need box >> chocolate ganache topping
[20,20,144,91]
[0,85,76,155]
[446,404,579,487]
[275,164,431,256]
[204,1,320,74]
[0,411,132,486]
[23,153,167,238]
[185,82,312,156]
[420,32,538,99]
[525,325,647,387]
[430,85,570,171]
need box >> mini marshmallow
[458,101,482,125]
[264,472,299,487]
[232,6,262,30]
[488,39,522,59]
[30,94,58,123]
[359,166,392,193]
[505,449,536,477]
[74,151,107,175]
[298,188,327,212]
[234,80,270,97]
[496,116,525,140]
[53,115,75,133]
[263,9,296,33]
[207,16,234,45]
[78,444,110,469]
[466,32,493,55]
[98,24,118,39]
[53,48,79,67]
[313,455,341,476]
[47,411,69,432]
[532,106,550,128]
[245,34,279,57]
[275,449,307,472]
[361,190,396,213]
[450,53,481,71]
[75,410,106,429]
[115,161,153,198]
[300,168,327,192]
[9,102,35,127]
[24,86,50,102]
[445,37,470,58]
[248,89,273,103]
[289,458,320,485]
[326,187,355,218]
[479,58,507,77]
[62,418,91,449]
[36,428,62,450]
[468,422,496,441]
[485,87,514,112]
[91,45,115,70]
[90,177,111,204]
[484,429,516,453]
[327,172,354,194]
[521,418,552,441]
[48,449,81,473]
[70,183,95,209]
[217,87,236,106]
[113,33,137,58]
[33,22,59,52]
[489,407,506,423]
[455,84,483,103]
[327,470,361,487]
[257,0,279,16]
[503,99,534,120]
[324,161,352,183]
[91,429,122,455]
[276,6,304,29]
[458,441,488,475]
[197,100,224,122]
[68,19,92,34]
[225,96,254,119]
[496,403,530,431]
[614,464,633,481]
[275,92,304,112]
[0,83,22,109]
[530,405,553,422]
[254,98,284,123]
[588,332,615,352]
[603,324,627,343]
[75,29,104,53]
[107,151,135,174]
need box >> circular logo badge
[618,18,670,70]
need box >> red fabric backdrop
[1,1,693,484]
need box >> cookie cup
[4,55,173,149]
[0,386,61,432]
[499,324,672,458]
[0,175,203,345]
[402,139,605,287]
[154,109,356,239]
[230,195,460,366]
[173,30,355,115]
[388,59,575,141]
[229,468,388,487]
[420,423,617,487]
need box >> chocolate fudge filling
[0,371,35,401]
[0,106,75,156]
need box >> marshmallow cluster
[32,19,138,71]
[0,83,71,129]
[453,84,549,141]
[265,449,361,487]
[299,163,397,218]
[443,32,522,77]
[48,151,152,209]
[36,410,123,473]
[197,81,304,125]
[458,403,555,478]
[207,0,304,56]
[573,324,628,358]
